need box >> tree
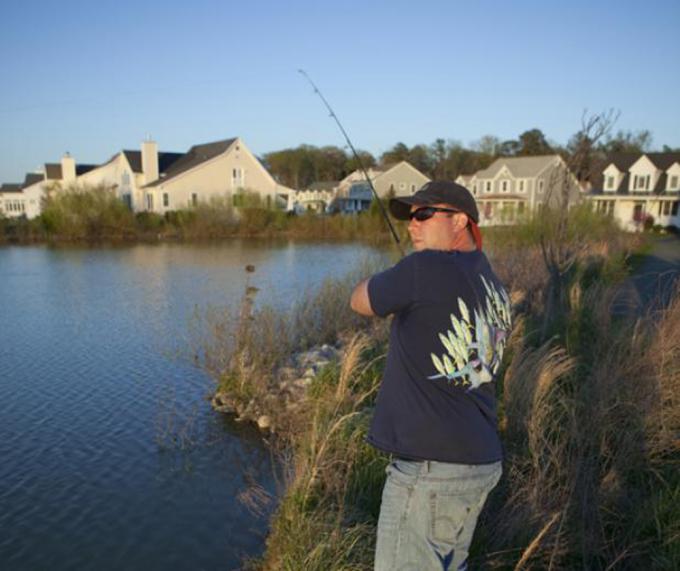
[380,142,410,165]
[497,139,521,156]
[539,109,618,341]
[408,144,433,176]
[344,150,376,174]
[430,138,448,179]
[471,135,502,156]
[518,128,553,155]
[602,129,652,154]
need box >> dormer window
[669,175,679,190]
[606,176,615,190]
[501,180,509,192]
[633,174,651,191]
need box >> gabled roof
[591,152,680,193]
[341,160,427,185]
[44,163,97,180]
[76,164,97,175]
[475,155,560,179]
[23,173,44,187]
[122,150,184,174]
[45,163,62,179]
[145,138,237,187]
[0,183,22,194]
[644,152,680,171]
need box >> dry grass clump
[196,257,390,430]
[253,333,388,571]
[479,282,680,570]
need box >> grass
[196,206,677,569]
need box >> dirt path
[613,235,680,315]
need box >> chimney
[61,152,76,185]
[142,139,159,184]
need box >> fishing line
[298,69,404,256]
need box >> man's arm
[350,278,375,316]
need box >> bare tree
[539,109,619,341]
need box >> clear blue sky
[1,0,679,182]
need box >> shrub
[40,184,135,240]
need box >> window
[122,194,132,209]
[660,201,672,216]
[485,181,491,192]
[122,172,130,186]
[163,193,169,207]
[411,184,416,192]
[634,174,651,190]
[232,167,244,187]
[501,180,509,192]
[538,180,544,193]
[518,180,525,192]
[606,176,615,189]
[192,193,198,206]
[146,193,154,210]
[399,182,406,190]
[673,202,679,216]
[472,184,477,194]
[670,175,679,190]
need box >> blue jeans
[375,458,502,571]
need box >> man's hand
[350,278,375,316]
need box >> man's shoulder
[411,248,487,267]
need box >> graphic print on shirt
[429,275,511,390]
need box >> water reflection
[0,240,385,571]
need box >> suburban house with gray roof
[0,183,25,218]
[587,152,680,231]
[455,155,582,226]
[330,161,431,214]
[0,155,99,219]
[140,137,295,213]
[28,137,295,215]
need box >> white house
[456,155,582,226]
[0,184,25,218]
[31,137,296,215]
[588,152,680,231]
[289,181,337,213]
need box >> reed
[199,209,674,570]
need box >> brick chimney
[142,139,159,185]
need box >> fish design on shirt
[429,275,511,390]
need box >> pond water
[0,239,388,571]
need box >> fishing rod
[298,69,405,257]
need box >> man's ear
[451,212,468,232]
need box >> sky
[1,0,679,183]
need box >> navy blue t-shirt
[366,249,511,464]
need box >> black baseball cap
[388,180,479,224]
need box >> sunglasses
[408,206,460,221]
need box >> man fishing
[350,180,511,571]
